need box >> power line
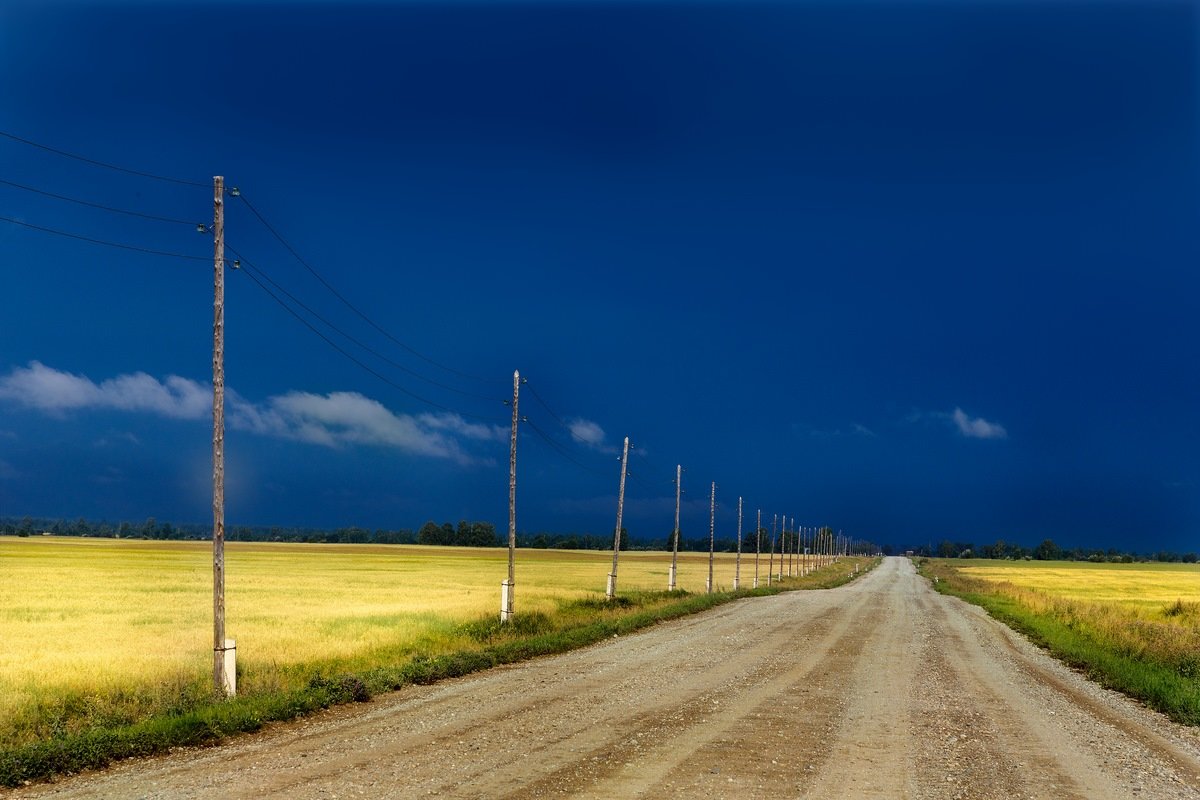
[525,381,571,429]
[0,177,200,226]
[0,215,208,261]
[234,191,501,385]
[227,245,499,403]
[632,448,674,485]
[235,261,506,424]
[524,418,611,478]
[0,130,208,188]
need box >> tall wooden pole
[790,518,796,577]
[669,464,681,591]
[754,509,761,588]
[733,496,743,590]
[782,520,792,582]
[804,526,809,575]
[501,369,519,622]
[785,517,792,577]
[211,176,229,697]
[606,436,630,600]
[767,513,776,586]
[706,481,716,593]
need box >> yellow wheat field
[953,559,1200,613]
[1,536,780,741]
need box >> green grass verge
[917,559,1200,726]
[1,558,877,788]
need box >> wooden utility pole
[790,518,796,577]
[733,496,743,590]
[706,481,716,593]
[501,369,520,623]
[803,526,809,575]
[211,176,232,697]
[754,509,761,588]
[669,464,681,591]
[767,513,776,586]
[785,517,792,577]
[606,436,630,600]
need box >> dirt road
[13,557,1200,799]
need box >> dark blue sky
[1,1,1196,551]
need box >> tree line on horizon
[1,515,719,552]
[5,516,1191,563]
[901,538,1199,564]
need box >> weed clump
[1164,599,1200,619]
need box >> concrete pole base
[705,577,712,593]
[222,639,236,697]
[606,573,616,600]
[667,564,677,592]
[500,579,514,623]
[733,576,739,590]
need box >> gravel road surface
[11,557,1200,799]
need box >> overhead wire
[523,418,612,478]
[631,448,674,486]
[0,215,209,261]
[234,191,501,385]
[233,258,506,424]
[225,245,500,403]
[524,381,570,429]
[0,130,701,507]
[0,130,209,188]
[522,383,658,490]
[0,177,200,226]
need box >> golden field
[0,535,793,744]
[953,559,1200,613]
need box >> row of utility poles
[207,175,866,697]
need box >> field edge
[916,558,1200,728]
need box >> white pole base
[500,579,514,623]
[222,639,236,697]
[667,564,677,592]
[606,573,616,600]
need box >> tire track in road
[505,577,882,799]
[798,557,924,799]
[913,588,1096,800]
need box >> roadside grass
[918,558,1200,726]
[0,536,877,787]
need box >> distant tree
[1033,539,1060,561]
[417,521,446,545]
[471,521,499,547]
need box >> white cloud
[794,422,876,439]
[418,411,508,443]
[0,361,499,464]
[569,418,612,451]
[0,361,209,418]
[951,407,1007,440]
